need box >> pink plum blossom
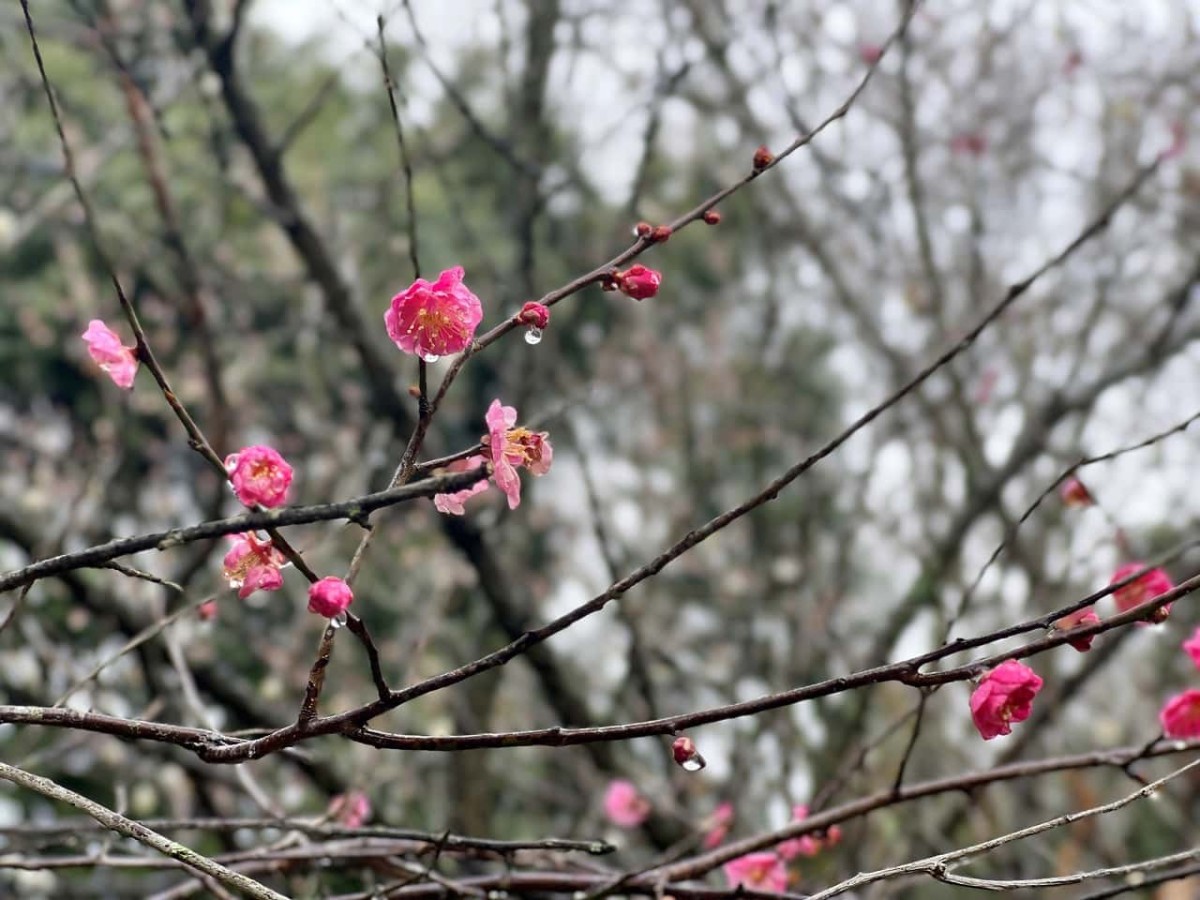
[1183,628,1200,670]
[1110,562,1174,624]
[483,399,553,509]
[969,659,1043,740]
[225,445,293,508]
[1160,690,1200,739]
[308,577,354,618]
[603,779,650,828]
[702,802,734,849]
[222,532,287,599]
[384,266,483,362]
[433,455,490,515]
[197,599,218,621]
[723,853,788,893]
[1058,476,1093,507]
[615,264,662,300]
[1054,607,1101,652]
[328,791,371,828]
[81,319,139,389]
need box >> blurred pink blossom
[603,779,650,828]
[702,802,734,848]
[81,319,138,389]
[328,790,371,828]
[1161,690,1200,739]
[1110,562,1174,624]
[1054,607,1100,652]
[723,853,787,893]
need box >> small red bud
[197,599,218,621]
[752,144,774,171]
[672,735,706,771]
[408,385,422,398]
[702,209,722,225]
[515,301,550,329]
[635,221,653,237]
[650,225,673,243]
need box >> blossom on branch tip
[614,264,662,301]
[385,265,483,362]
[1058,475,1093,507]
[222,532,287,599]
[603,779,650,828]
[723,853,787,893]
[225,445,293,508]
[1160,689,1200,739]
[483,399,553,509]
[308,576,354,618]
[1110,562,1174,624]
[1054,607,1100,652]
[433,455,490,516]
[82,319,139,389]
[969,659,1043,740]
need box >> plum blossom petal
[82,319,139,389]
[433,455,490,515]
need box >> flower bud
[752,145,774,171]
[672,735,706,771]
[650,225,673,243]
[516,301,551,329]
[702,209,722,225]
[634,221,653,237]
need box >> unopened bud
[702,209,722,225]
[752,145,774,171]
[672,735,706,772]
[650,225,673,243]
[634,221,653,237]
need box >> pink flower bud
[1110,562,1174,625]
[1058,476,1093,508]
[516,301,550,329]
[859,43,883,64]
[969,659,1043,740]
[650,225,673,243]
[307,576,354,618]
[225,445,294,509]
[603,779,650,828]
[615,264,662,301]
[1160,689,1200,739]
[384,266,483,362]
[671,735,706,771]
[634,221,653,237]
[1054,607,1100,652]
[752,145,774,171]
[702,209,722,225]
[81,320,139,390]
[197,599,218,621]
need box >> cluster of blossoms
[602,778,839,894]
[970,559,1176,741]
[82,262,663,620]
